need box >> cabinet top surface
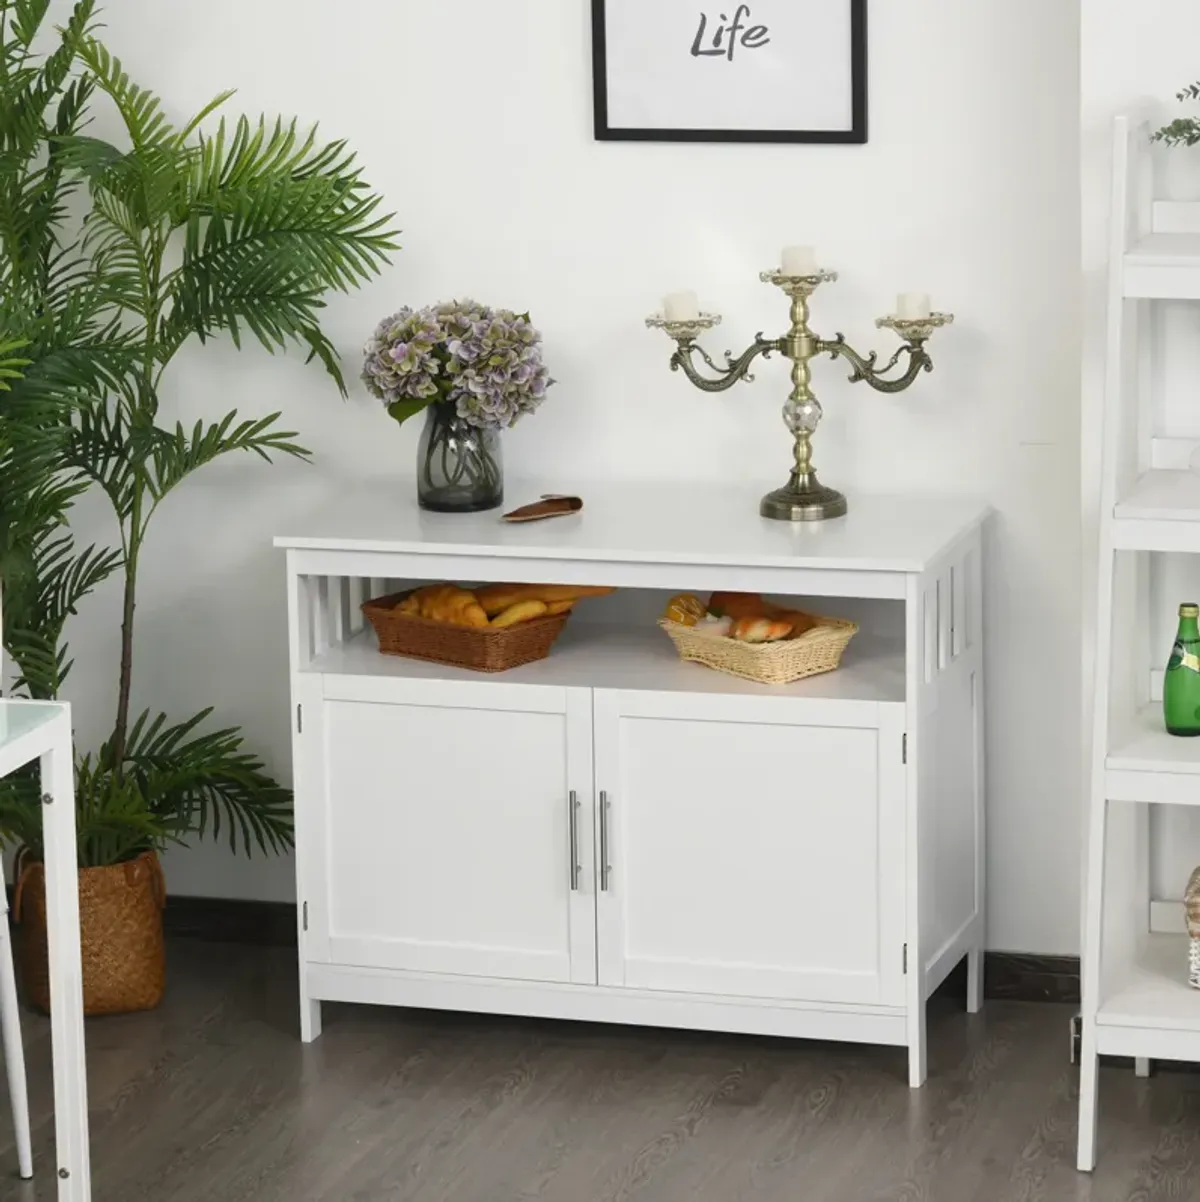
[276,480,988,574]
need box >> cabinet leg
[1135,1057,1151,1079]
[966,946,984,1014]
[1077,1029,1099,1171]
[907,1005,928,1088]
[300,997,323,1044]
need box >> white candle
[897,292,932,320]
[663,291,700,322]
[781,245,819,276]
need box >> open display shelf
[306,622,908,706]
[1080,117,1200,1169]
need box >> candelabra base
[760,475,848,523]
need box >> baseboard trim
[161,896,1082,1005]
[163,894,298,946]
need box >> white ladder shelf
[1079,114,1200,1171]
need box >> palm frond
[77,37,174,154]
[0,336,30,388]
[144,411,309,505]
[105,709,294,858]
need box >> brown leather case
[502,495,584,523]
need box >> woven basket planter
[363,590,572,673]
[14,850,166,1016]
[1187,867,1200,990]
[659,615,859,686]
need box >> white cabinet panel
[594,691,906,1007]
[308,682,595,985]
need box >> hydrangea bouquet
[362,299,554,512]
[362,299,553,429]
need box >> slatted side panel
[916,537,984,978]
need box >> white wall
[52,0,1081,953]
[1082,1,1200,910]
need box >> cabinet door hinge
[902,733,908,765]
[903,943,908,974]
[296,704,303,734]
[302,901,309,932]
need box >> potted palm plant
[0,0,397,1013]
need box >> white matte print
[593,0,867,144]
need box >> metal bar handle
[600,790,612,892]
[568,791,581,892]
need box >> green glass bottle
[1165,603,1200,736]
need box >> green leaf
[388,397,433,427]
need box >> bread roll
[730,616,793,644]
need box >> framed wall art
[592,0,868,145]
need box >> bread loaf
[475,583,614,617]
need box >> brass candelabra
[647,269,954,522]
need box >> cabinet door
[304,679,596,985]
[593,691,906,1007]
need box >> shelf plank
[305,623,908,706]
[1098,935,1200,1036]
[275,479,988,577]
[1125,233,1200,299]
[1112,470,1200,551]
[1106,706,1200,805]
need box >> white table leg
[0,890,32,1177]
[1077,1023,1100,1171]
[41,718,91,1201]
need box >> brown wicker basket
[1187,866,1200,990]
[363,590,572,673]
[14,850,166,1016]
[659,614,859,685]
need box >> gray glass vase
[416,403,504,513]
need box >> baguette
[491,599,549,628]
[475,583,614,617]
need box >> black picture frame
[592,0,868,145]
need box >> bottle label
[1168,640,1200,672]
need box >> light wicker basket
[658,614,859,686]
[1187,866,1200,990]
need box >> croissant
[412,584,489,628]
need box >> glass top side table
[0,700,90,1199]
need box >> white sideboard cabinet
[277,481,989,1087]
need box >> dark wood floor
[1,941,1198,1201]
